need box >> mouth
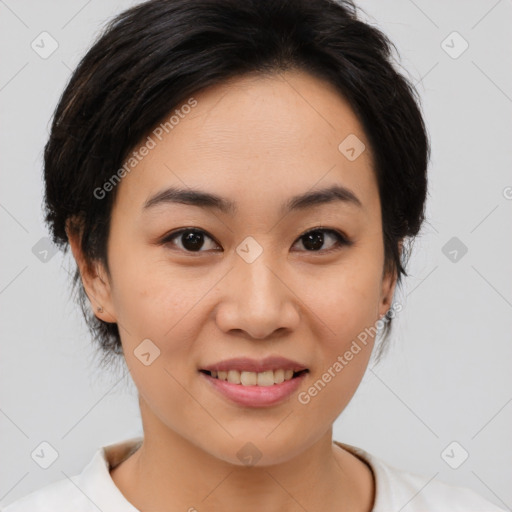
[198,356,310,406]
[199,368,309,387]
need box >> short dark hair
[44,0,430,369]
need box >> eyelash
[160,227,352,255]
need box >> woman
[3,0,505,510]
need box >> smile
[199,369,309,407]
[200,369,309,386]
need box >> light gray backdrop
[1,0,511,509]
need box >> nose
[215,250,300,340]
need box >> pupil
[303,230,323,251]
[180,230,326,252]
[182,230,204,251]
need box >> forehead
[113,69,378,218]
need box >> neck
[110,403,374,512]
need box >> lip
[200,370,308,408]
[200,356,308,373]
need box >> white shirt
[1,437,506,511]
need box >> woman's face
[85,69,397,465]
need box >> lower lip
[200,371,307,408]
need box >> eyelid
[296,226,350,241]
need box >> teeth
[227,370,240,384]
[274,369,285,384]
[241,371,257,386]
[208,368,301,386]
[257,370,274,386]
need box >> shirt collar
[78,437,389,511]
[75,436,143,511]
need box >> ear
[378,240,402,319]
[66,219,117,323]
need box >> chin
[200,434,310,468]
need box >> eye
[161,228,220,253]
[161,227,351,255]
[292,228,351,253]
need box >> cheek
[300,275,380,419]
[106,249,225,401]
[107,240,202,339]
[308,260,383,346]
[302,257,383,406]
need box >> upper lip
[200,356,309,373]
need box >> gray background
[1,0,511,509]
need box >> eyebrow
[142,184,362,216]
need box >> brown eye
[293,228,351,253]
[162,228,220,253]
[161,227,351,255]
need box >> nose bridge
[236,239,284,311]
[216,236,299,338]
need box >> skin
[68,69,398,512]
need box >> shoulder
[335,441,507,512]
[1,477,93,512]
[375,460,506,511]
[1,438,143,512]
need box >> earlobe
[90,263,117,323]
[378,240,403,318]
[379,268,397,318]
[65,220,117,323]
